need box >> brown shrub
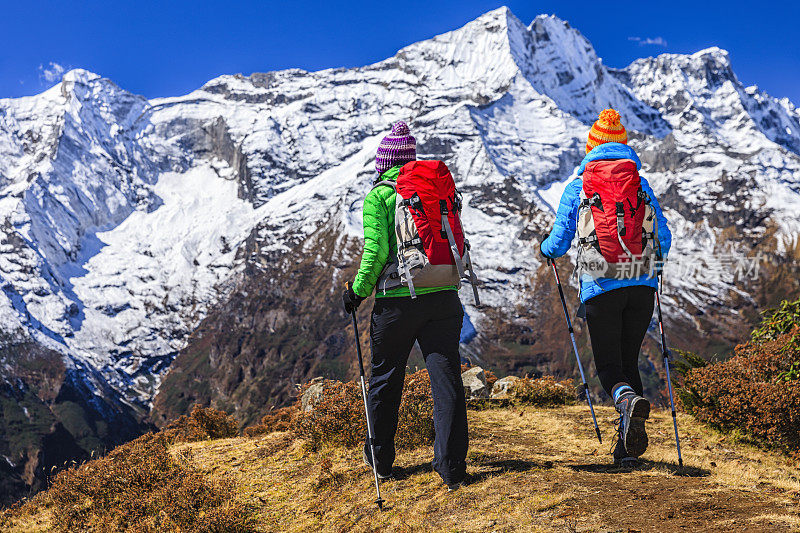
[39,432,255,532]
[164,404,239,443]
[680,326,800,454]
[395,369,436,449]
[294,370,435,451]
[484,369,498,389]
[508,376,576,407]
[243,406,298,437]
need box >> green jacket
[352,165,457,298]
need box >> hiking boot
[362,448,392,480]
[614,391,650,458]
[447,482,461,492]
[612,427,640,468]
[445,474,469,492]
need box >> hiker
[341,121,473,490]
[539,109,671,466]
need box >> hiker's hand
[539,234,553,264]
[342,286,364,314]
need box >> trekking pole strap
[348,290,368,378]
[551,262,573,330]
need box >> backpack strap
[615,202,635,259]
[400,254,417,298]
[439,200,466,279]
[371,180,396,191]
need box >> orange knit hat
[586,109,627,153]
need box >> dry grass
[179,406,798,532]
[4,405,798,532]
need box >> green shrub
[293,370,435,451]
[508,376,576,407]
[777,362,800,383]
[672,348,709,378]
[751,297,800,342]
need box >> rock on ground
[490,376,520,399]
[462,367,488,399]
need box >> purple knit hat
[375,121,416,175]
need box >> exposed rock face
[300,377,325,413]
[1,6,800,500]
[0,335,144,505]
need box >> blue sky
[1,1,798,104]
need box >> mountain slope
[4,404,799,531]
[1,5,800,499]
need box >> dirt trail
[177,405,799,532]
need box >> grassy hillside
[3,404,798,532]
[5,299,799,531]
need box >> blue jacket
[540,143,671,303]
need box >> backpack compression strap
[439,200,466,278]
[462,240,481,306]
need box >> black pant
[585,285,655,397]
[365,290,468,485]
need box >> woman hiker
[539,109,672,466]
[342,121,469,490]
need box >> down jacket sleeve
[352,188,391,298]
[540,179,582,259]
[640,177,671,257]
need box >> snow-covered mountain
[1,7,799,473]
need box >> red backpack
[374,161,480,304]
[576,159,659,280]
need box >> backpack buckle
[581,193,603,211]
[615,202,626,237]
[452,191,462,212]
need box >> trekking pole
[548,259,602,443]
[347,283,385,510]
[654,278,684,467]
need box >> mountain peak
[691,46,731,63]
[61,69,102,85]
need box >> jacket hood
[578,143,641,175]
